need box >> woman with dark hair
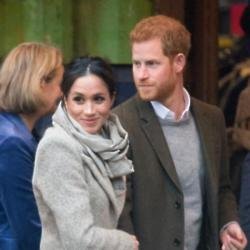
[33,56,139,250]
[0,42,64,250]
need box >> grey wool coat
[114,95,239,250]
[32,103,135,250]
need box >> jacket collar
[135,96,214,192]
[135,96,182,191]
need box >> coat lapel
[191,98,217,193]
[191,98,220,238]
[135,97,182,191]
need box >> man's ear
[173,53,186,73]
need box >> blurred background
[1,0,250,204]
[0,0,249,104]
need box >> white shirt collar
[151,88,191,122]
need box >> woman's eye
[94,96,105,103]
[73,96,84,103]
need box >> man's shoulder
[112,95,144,130]
[114,95,137,110]
[191,97,223,115]
[113,95,139,118]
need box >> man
[114,15,247,250]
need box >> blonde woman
[0,42,64,250]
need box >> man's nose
[137,65,149,79]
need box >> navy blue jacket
[0,112,41,250]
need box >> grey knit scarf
[52,102,134,178]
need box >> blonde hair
[0,42,63,114]
[130,15,191,57]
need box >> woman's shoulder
[0,124,32,152]
[0,112,35,146]
[38,124,81,153]
[0,113,22,138]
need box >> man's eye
[147,61,158,66]
[133,61,140,67]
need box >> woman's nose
[84,102,94,115]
